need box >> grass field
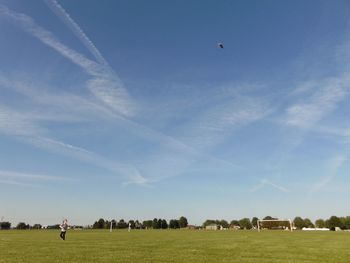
[1,229,350,262]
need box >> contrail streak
[0,4,134,116]
[0,4,243,186]
[0,170,73,181]
[251,179,289,193]
[44,0,108,66]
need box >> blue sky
[1,0,350,225]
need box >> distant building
[229,225,241,230]
[206,224,219,230]
[302,227,330,231]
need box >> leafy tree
[169,219,180,229]
[135,220,141,229]
[239,218,252,230]
[179,216,188,228]
[33,224,42,229]
[174,220,180,229]
[315,219,325,228]
[157,218,163,229]
[143,220,153,229]
[47,224,60,229]
[111,219,117,229]
[161,219,168,229]
[263,216,276,220]
[303,218,315,228]
[340,216,350,230]
[219,220,229,228]
[169,219,175,229]
[251,217,259,228]
[152,218,159,229]
[293,217,305,229]
[93,218,106,229]
[327,216,343,230]
[48,224,60,229]
[128,220,135,229]
[117,219,128,229]
[230,220,239,227]
[0,222,11,230]
[16,222,29,229]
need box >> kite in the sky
[217,43,224,49]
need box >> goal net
[257,219,293,231]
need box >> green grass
[1,229,350,262]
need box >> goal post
[257,219,293,232]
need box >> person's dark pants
[60,231,66,240]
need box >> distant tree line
[91,216,188,230]
[2,215,350,231]
[0,217,188,230]
[1,222,39,230]
[202,216,350,231]
[202,217,258,230]
[293,216,350,231]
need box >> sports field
[1,230,350,262]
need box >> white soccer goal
[257,219,293,232]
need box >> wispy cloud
[0,73,241,187]
[310,125,350,145]
[0,170,72,181]
[0,74,117,122]
[0,102,149,186]
[0,5,153,185]
[0,4,135,117]
[286,77,349,128]
[21,134,149,186]
[0,179,37,187]
[122,176,154,188]
[174,92,272,149]
[250,179,290,193]
[310,155,346,193]
[0,4,249,187]
[264,37,350,185]
[0,105,45,137]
